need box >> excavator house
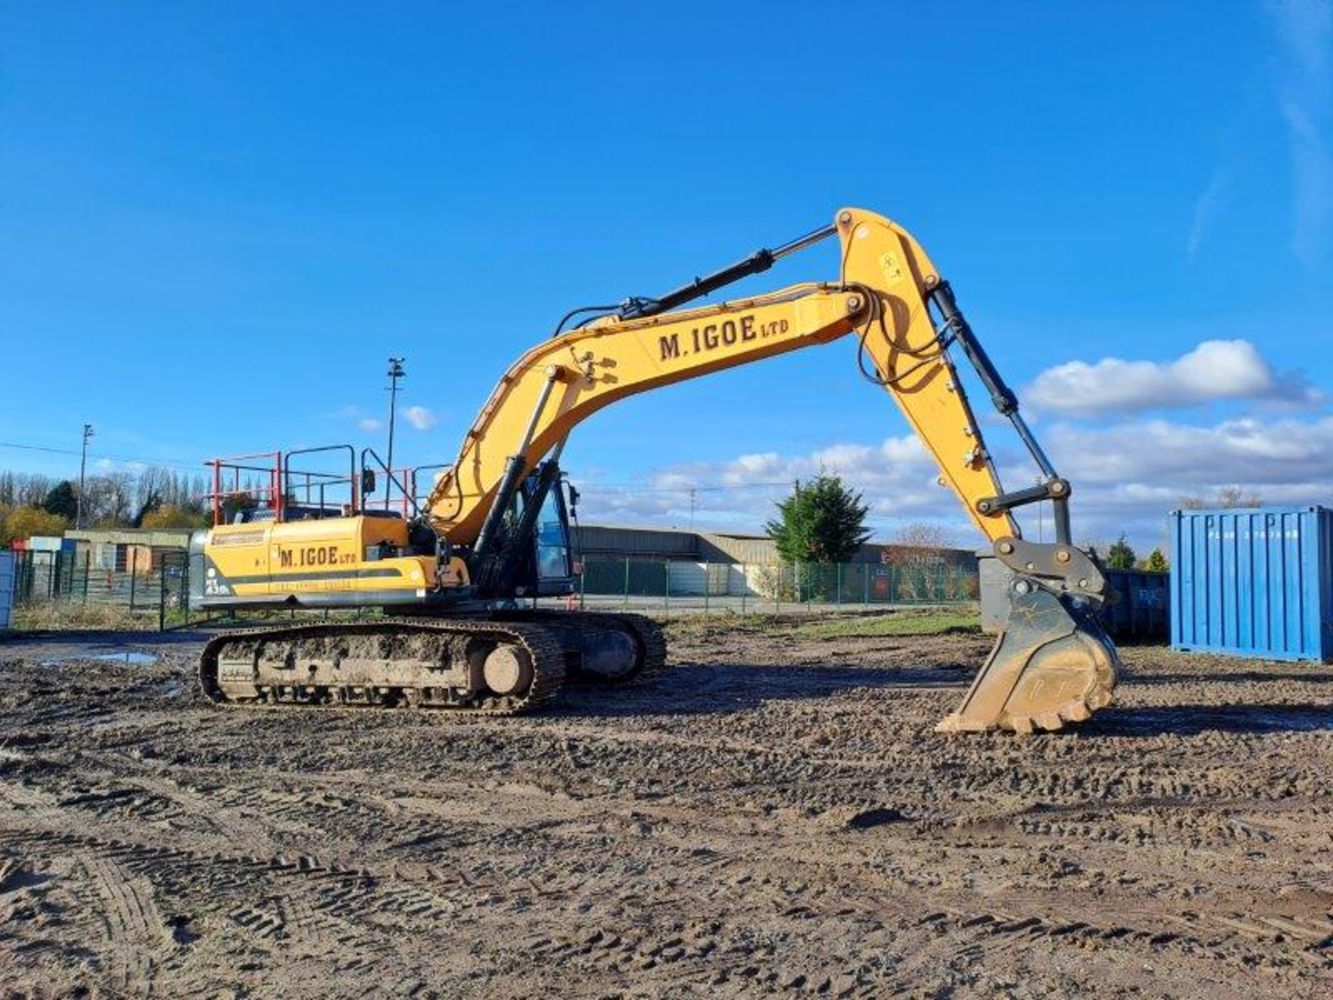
[191,207,1120,733]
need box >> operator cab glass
[536,485,571,580]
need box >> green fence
[9,550,979,628]
[573,557,978,613]
[12,549,190,629]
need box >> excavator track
[199,618,566,716]
[498,610,667,685]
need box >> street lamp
[76,423,94,528]
[385,357,405,507]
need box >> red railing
[204,451,284,527]
[203,447,439,526]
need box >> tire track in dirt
[4,627,1333,996]
[79,852,173,996]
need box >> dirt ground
[1,616,1331,998]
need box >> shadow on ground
[558,661,970,718]
[1125,669,1333,687]
[1084,703,1333,737]
[3,630,212,648]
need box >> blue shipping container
[1170,507,1333,662]
[1103,568,1170,641]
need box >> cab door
[533,481,574,594]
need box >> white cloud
[401,406,437,431]
[1282,99,1333,268]
[1015,412,1333,548]
[572,407,1333,554]
[1187,172,1231,257]
[577,433,953,537]
[358,417,383,432]
[1025,339,1319,416]
[1042,414,1333,487]
[1268,0,1333,268]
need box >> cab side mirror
[361,470,377,495]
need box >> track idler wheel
[936,579,1119,734]
[482,645,534,696]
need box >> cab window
[535,488,570,579]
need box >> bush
[0,506,69,546]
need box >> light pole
[384,357,405,508]
[76,423,94,528]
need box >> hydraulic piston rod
[619,223,837,320]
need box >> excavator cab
[466,462,579,601]
[508,468,579,597]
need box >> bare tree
[1180,486,1263,510]
[884,522,957,600]
[1216,486,1262,508]
[15,473,54,507]
[0,463,217,530]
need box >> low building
[570,524,978,601]
[572,523,976,568]
[64,527,194,574]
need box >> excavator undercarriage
[192,206,1120,734]
[200,612,665,714]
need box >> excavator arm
[425,208,1119,734]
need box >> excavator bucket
[936,575,1120,734]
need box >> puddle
[40,651,159,668]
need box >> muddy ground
[0,616,1330,998]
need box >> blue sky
[2,1,1331,551]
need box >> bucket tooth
[1061,700,1092,723]
[1034,710,1065,732]
[1086,686,1114,711]
[936,581,1119,735]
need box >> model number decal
[658,313,791,362]
[278,545,357,569]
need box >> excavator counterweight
[192,207,1119,733]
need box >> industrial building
[572,524,977,569]
[571,524,979,603]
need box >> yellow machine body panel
[202,517,465,606]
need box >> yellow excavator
[191,207,1119,733]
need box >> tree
[1142,547,1168,572]
[884,522,959,601]
[765,474,871,564]
[131,491,162,528]
[219,491,256,524]
[1216,486,1262,508]
[42,480,79,521]
[0,505,69,546]
[1181,486,1263,510]
[140,504,210,530]
[1106,533,1136,570]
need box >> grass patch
[791,609,981,639]
[10,602,158,632]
